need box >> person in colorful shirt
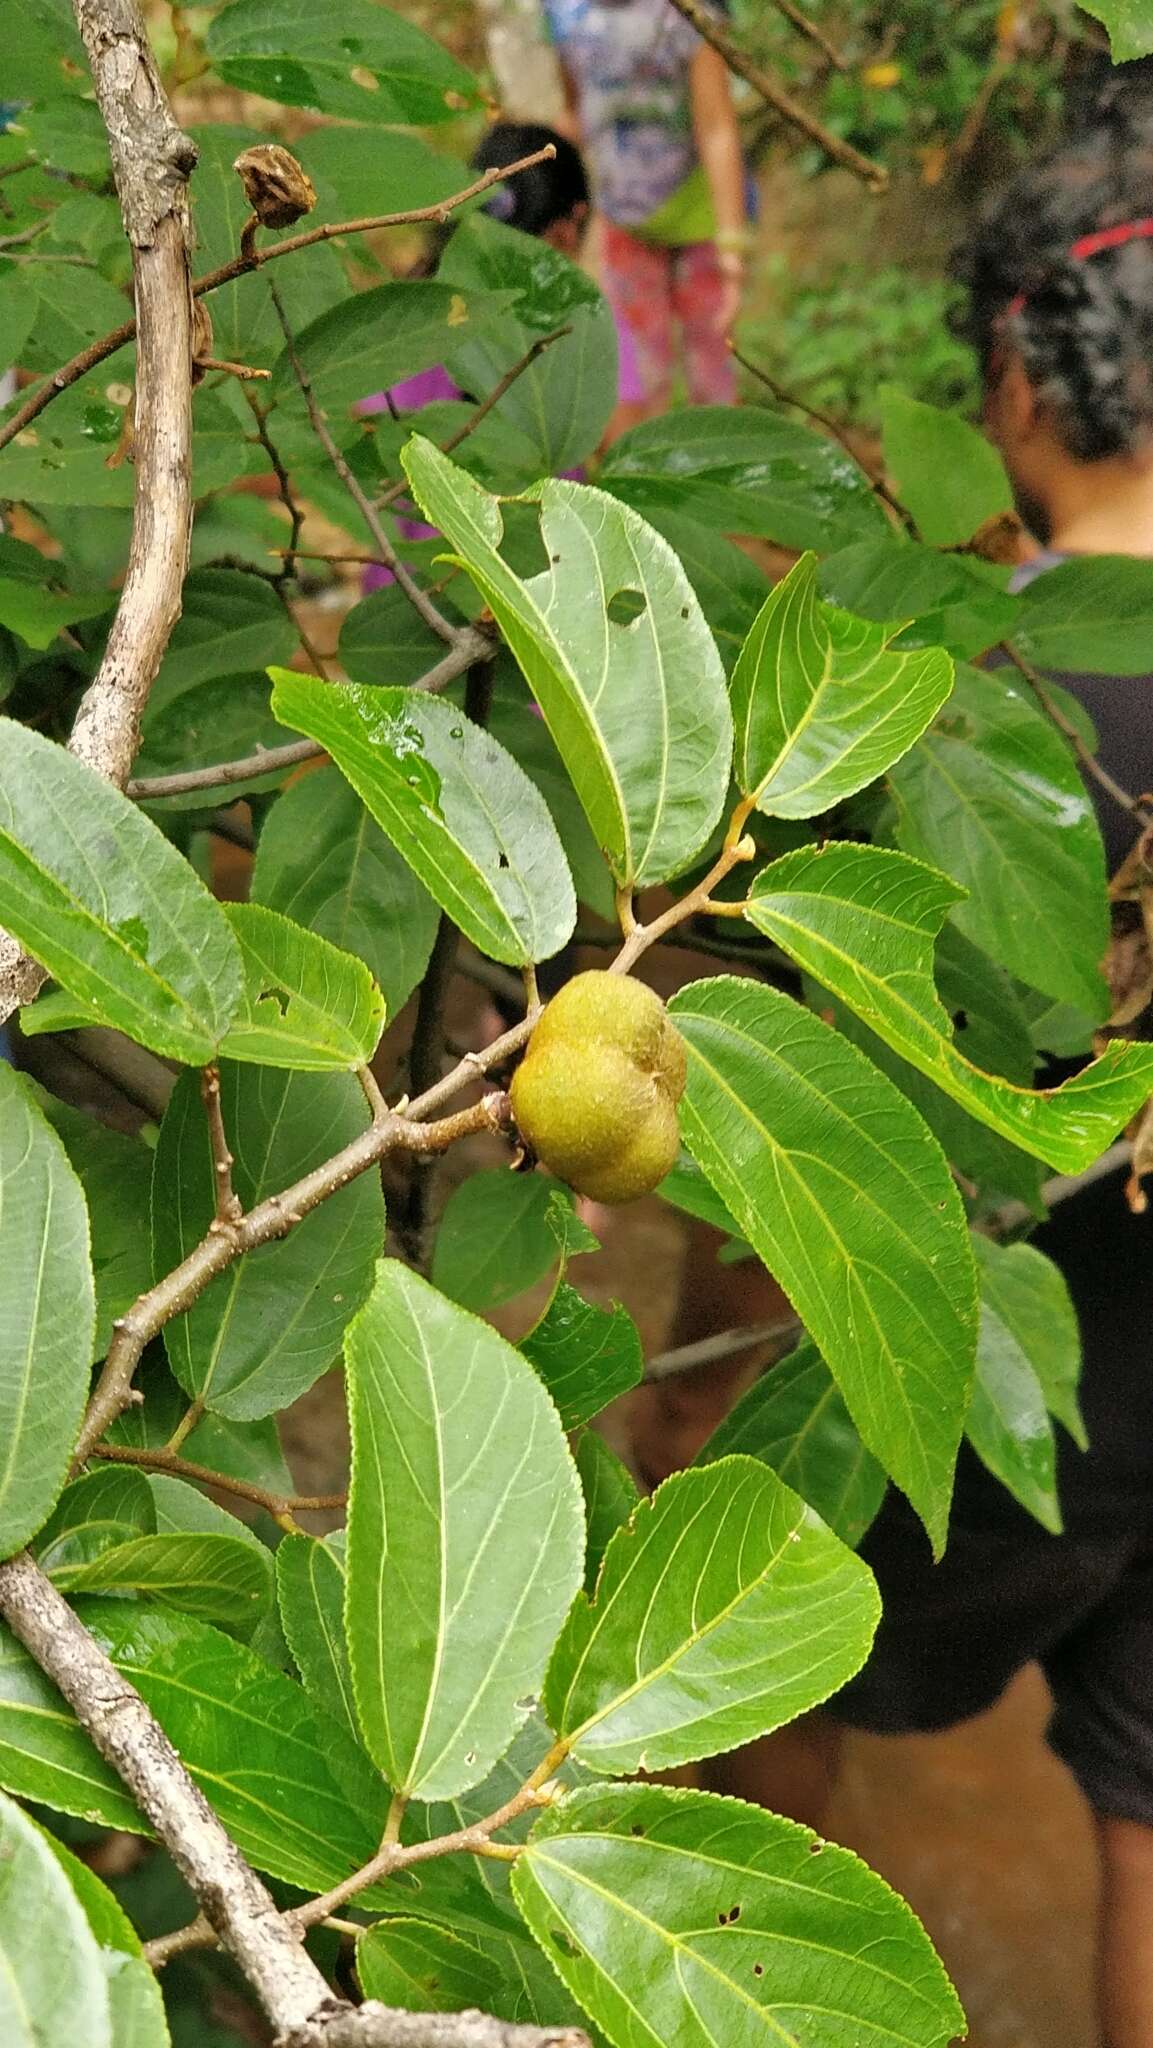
[542,0,748,426]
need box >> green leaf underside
[345,1263,585,1799]
[221,902,386,1071]
[32,1094,153,1362]
[0,1068,94,1557]
[544,1458,878,1775]
[974,1236,1085,1446]
[276,1533,358,1741]
[430,1170,572,1313]
[512,1783,964,2048]
[270,671,575,967]
[401,439,733,890]
[35,1828,170,2048]
[522,1283,644,1432]
[250,765,440,1018]
[890,662,1109,1014]
[746,841,1153,1174]
[669,978,977,1554]
[48,1532,272,1630]
[695,1339,886,1550]
[730,555,953,818]
[0,1790,111,2048]
[153,1064,384,1420]
[0,720,241,1062]
[576,1433,641,1596]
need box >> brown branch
[246,392,306,582]
[283,2011,589,2048]
[610,797,759,974]
[270,284,458,649]
[730,342,910,526]
[125,632,491,800]
[92,1442,345,1519]
[74,1089,514,1462]
[0,146,557,456]
[0,0,198,1026]
[200,1063,242,1225]
[644,1316,802,1381]
[1000,641,1153,831]
[665,0,887,190]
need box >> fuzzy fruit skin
[511,971,686,1204]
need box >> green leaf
[668,977,977,1553]
[819,540,1017,661]
[340,585,464,691]
[1078,0,1153,61]
[731,555,953,818]
[36,1468,155,1573]
[0,576,110,651]
[206,0,479,123]
[598,404,889,553]
[1011,554,1153,673]
[31,1095,155,1362]
[487,676,616,922]
[49,1532,272,1631]
[575,1433,639,1596]
[439,215,618,482]
[133,673,296,812]
[624,510,769,669]
[153,1064,384,1419]
[745,841,1153,1173]
[358,1919,505,2015]
[431,1170,574,1313]
[0,1068,93,1558]
[268,282,510,436]
[879,387,1013,545]
[513,1783,964,2048]
[276,1533,358,1742]
[966,1260,1061,1535]
[695,1340,886,1550]
[544,1458,877,1775]
[270,671,575,967]
[890,662,1110,1013]
[252,764,440,1018]
[35,1832,170,2048]
[296,125,466,221]
[0,1627,143,1833]
[345,1261,584,1798]
[219,903,385,1071]
[149,572,298,715]
[403,441,732,890]
[521,1285,643,1432]
[0,1789,111,2048]
[0,722,242,1061]
[974,1236,1085,1447]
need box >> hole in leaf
[606,587,647,627]
[680,605,690,619]
[952,1009,969,1031]
[630,1824,645,1837]
[551,553,561,565]
[728,1906,741,1922]
[551,1930,580,1958]
[753,1963,764,1978]
[809,1839,825,1855]
[497,852,509,869]
[257,983,292,1018]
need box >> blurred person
[542,0,748,429]
[634,61,1153,2048]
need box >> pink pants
[599,223,736,409]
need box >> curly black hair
[954,58,1153,460]
[472,122,589,239]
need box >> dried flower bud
[233,144,317,229]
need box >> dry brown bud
[233,144,317,229]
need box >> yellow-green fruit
[511,971,687,1204]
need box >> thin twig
[0,146,558,455]
[644,1316,802,1381]
[1000,641,1153,830]
[374,325,573,515]
[246,392,305,582]
[91,1442,345,1518]
[73,1088,514,1462]
[730,342,909,525]
[610,796,760,974]
[125,633,491,800]
[768,0,848,69]
[270,283,458,649]
[0,218,49,250]
[665,0,887,189]
[200,1064,242,1226]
